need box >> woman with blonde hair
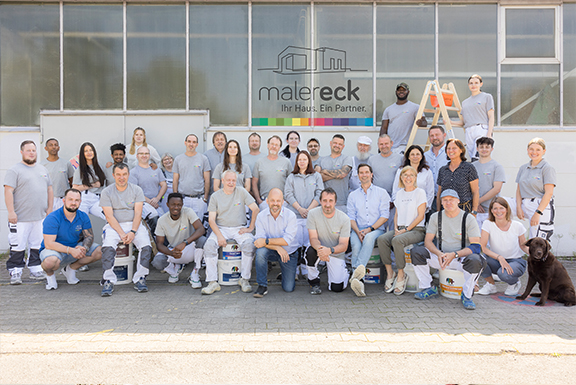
[126,127,161,169]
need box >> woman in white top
[377,166,427,295]
[212,139,252,192]
[392,145,434,211]
[72,142,106,220]
[126,127,161,169]
[478,197,529,296]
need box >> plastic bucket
[439,269,464,299]
[430,93,454,107]
[365,265,382,284]
[403,263,419,293]
[368,248,381,265]
[218,259,241,286]
[114,256,135,285]
[219,240,241,260]
[404,245,414,264]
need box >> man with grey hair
[244,132,265,173]
[252,135,292,210]
[349,136,373,192]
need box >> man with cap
[410,189,486,310]
[349,136,373,192]
[380,82,426,154]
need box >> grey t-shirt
[368,152,403,195]
[4,163,52,222]
[155,207,199,247]
[253,156,292,199]
[72,164,104,194]
[382,101,420,148]
[284,172,324,219]
[42,158,73,198]
[104,165,116,187]
[208,187,255,228]
[99,183,145,223]
[515,159,556,199]
[461,92,494,128]
[306,207,351,260]
[213,162,252,189]
[128,165,166,199]
[472,159,506,211]
[426,210,481,253]
[317,154,353,207]
[173,152,210,196]
[244,152,265,173]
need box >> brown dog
[516,237,576,306]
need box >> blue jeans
[350,229,384,269]
[481,257,527,285]
[255,247,298,292]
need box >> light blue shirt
[347,184,390,230]
[255,206,298,254]
[424,145,449,192]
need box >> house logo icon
[259,45,366,75]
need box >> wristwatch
[130,229,137,234]
[265,238,269,245]
[454,251,459,259]
[471,210,478,215]
[185,239,190,246]
[369,226,375,232]
[330,247,335,254]
[536,209,544,215]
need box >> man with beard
[380,82,426,154]
[306,138,321,169]
[244,132,265,173]
[4,140,53,284]
[253,188,298,298]
[423,125,449,214]
[315,134,352,212]
[104,143,127,186]
[40,188,103,290]
[252,135,292,210]
[349,136,373,192]
[42,138,74,211]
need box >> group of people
[4,76,556,311]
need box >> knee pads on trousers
[462,253,486,274]
[330,282,345,292]
[410,245,429,266]
[305,246,318,267]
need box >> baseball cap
[440,189,460,200]
[396,82,410,91]
[357,136,372,145]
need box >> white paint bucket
[439,269,465,299]
[404,244,414,264]
[113,256,135,285]
[368,248,381,265]
[218,259,241,286]
[365,265,382,284]
[403,263,419,293]
[220,241,241,260]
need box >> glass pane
[190,5,248,125]
[127,5,186,109]
[64,5,123,109]
[376,5,434,125]
[0,4,59,126]
[564,4,576,125]
[252,4,311,126]
[501,64,559,125]
[439,4,497,121]
[506,8,555,58]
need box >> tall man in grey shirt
[243,132,265,173]
[4,140,53,284]
[173,134,211,220]
[472,137,505,227]
[99,163,153,296]
[42,138,73,211]
[252,135,292,210]
[204,131,227,193]
[315,134,352,212]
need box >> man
[99,163,153,296]
[307,138,321,168]
[380,82,426,154]
[315,134,352,212]
[424,125,449,210]
[410,189,486,310]
[244,132,265,173]
[368,135,403,197]
[40,188,103,290]
[129,146,168,233]
[42,138,74,210]
[305,188,351,295]
[349,136,373,192]
[252,135,292,209]
[154,193,205,286]
[347,164,390,297]
[253,188,298,298]
[4,140,53,284]
[203,170,260,295]
[105,143,127,186]
[472,137,506,226]
[173,134,211,220]
[204,131,227,189]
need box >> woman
[392,145,435,210]
[284,151,324,279]
[437,138,479,214]
[213,139,252,192]
[72,142,106,219]
[126,127,161,169]
[459,74,495,158]
[377,166,427,295]
[478,197,529,296]
[515,137,556,240]
[280,130,301,167]
[159,153,174,214]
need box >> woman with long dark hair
[213,139,252,192]
[72,142,106,219]
[280,130,301,167]
[392,144,435,211]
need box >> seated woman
[72,142,107,220]
[377,166,427,295]
[125,127,161,169]
[478,197,529,296]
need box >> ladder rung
[429,90,454,95]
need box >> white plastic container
[218,259,241,286]
[439,269,465,299]
[113,256,135,285]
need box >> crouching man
[253,188,298,298]
[99,163,153,296]
[202,170,259,295]
[411,189,486,310]
[40,188,102,290]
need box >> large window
[564,4,576,125]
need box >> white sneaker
[350,278,366,297]
[61,265,80,285]
[168,274,179,284]
[239,278,252,293]
[29,270,47,280]
[477,282,498,295]
[201,281,221,295]
[351,265,366,282]
[10,271,22,285]
[189,276,202,289]
[45,274,58,290]
[504,281,522,296]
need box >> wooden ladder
[406,80,462,151]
